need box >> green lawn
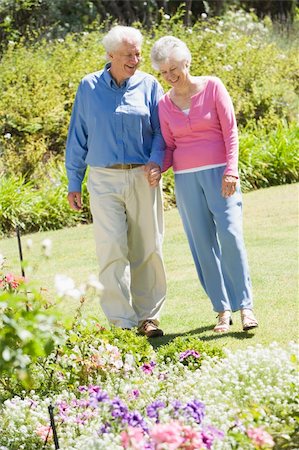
[1,183,298,351]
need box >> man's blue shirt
[65,63,165,192]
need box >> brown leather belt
[108,163,143,170]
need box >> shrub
[239,121,299,190]
[156,335,224,370]
[0,164,92,237]
[0,10,298,181]
[0,9,298,236]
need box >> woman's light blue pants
[174,166,253,313]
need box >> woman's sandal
[213,311,233,333]
[241,309,258,331]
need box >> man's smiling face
[109,41,142,85]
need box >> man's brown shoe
[138,320,164,338]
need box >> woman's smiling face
[159,58,189,87]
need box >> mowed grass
[0,183,298,351]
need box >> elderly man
[65,26,166,337]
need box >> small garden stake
[48,404,60,449]
[16,225,25,278]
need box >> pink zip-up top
[158,76,239,177]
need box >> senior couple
[66,26,258,337]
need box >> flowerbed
[0,331,298,449]
[0,257,298,449]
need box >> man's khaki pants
[87,166,166,329]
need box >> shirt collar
[103,62,130,89]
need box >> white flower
[204,27,216,34]
[216,42,226,49]
[41,238,52,257]
[201,13,208,19]
[2,347,11,361]
[0,253,5,269]
[230,31,239,39]
[223,64,233,71]
[4,133,11,139]
[163,14,170,20]
[55,274,83,300]
[26,239,33,250]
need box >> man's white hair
[151,36,192,71]
[102,25,143,54]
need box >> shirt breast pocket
[118,104,150,129]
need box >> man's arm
[65,82,88,199]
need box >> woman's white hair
[102,25,143,54]
[151,36,191,70]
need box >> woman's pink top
[158,76,239,177]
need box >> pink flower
[36,425,53,442]
[1,273,25,290]
[247,427,275,448]
[5,273,15,283]
[141,361,156,375]
[180,425,204,449]
[121,426,146,449]
[150,421,184,449]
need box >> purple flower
[146,400,166,422]
[171,400,183,418]
[131,389,140,399]
[78,386,88,392]
[99,422,111,434]
[179,349,201,362]
[111,398,129,419]
[202,425,225,449]
[126,411,149,432]
[184,399,205,424]
[172,400,183,410]
[89,389,110,408]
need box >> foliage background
[0,0,296,55]
[0,7,298,236]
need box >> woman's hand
[144,162,161,187]
[221,175,238,198]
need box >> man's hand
[144,162,161,187]
[67,192,82,210]
[221,175,238,198]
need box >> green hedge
[0,9,298,236]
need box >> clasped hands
[144,162,161,188]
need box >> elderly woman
[151,36,258,332]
